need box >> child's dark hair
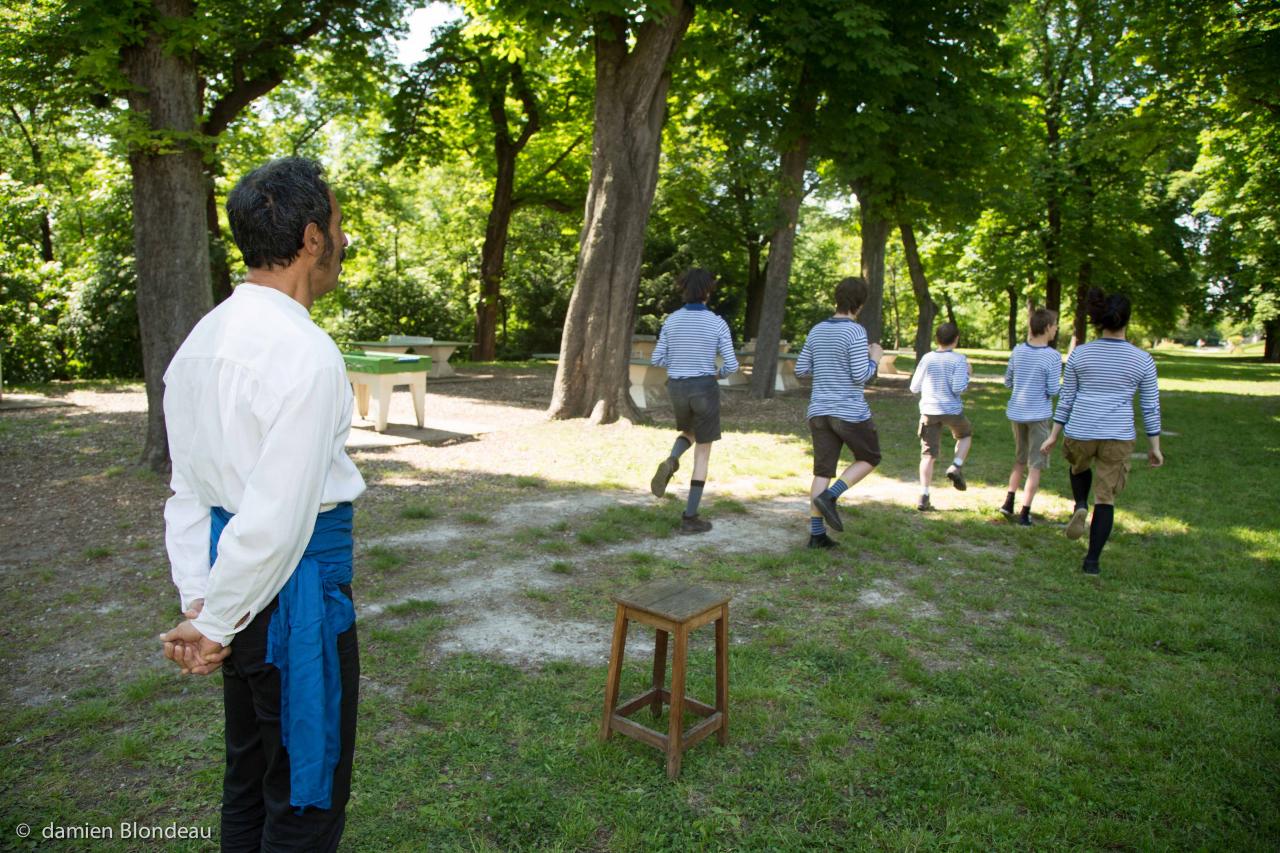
[679,268,717,303]
[1029,308,1057,337]
[1085,287,1131,331]
[835,277,868,315]
[936,322,959,346]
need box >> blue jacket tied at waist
[210,503,355,812]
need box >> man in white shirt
[159,157,365,851]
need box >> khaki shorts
[810,416,881,477]
[1011,419,1053,470]
[1064,437,1134,504]
[919,413,972,458]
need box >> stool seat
[601,580,729,778]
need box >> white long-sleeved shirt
[794,318,878,422]
[1004,342,1062,422]
[910,349,970,416]
[651,303,738,379]
[163,284,366,646]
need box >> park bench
[342,352,431,433]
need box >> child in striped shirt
[1040,288,1163,575]
[909,322,973,511]
[795,277,883,548]
[1000,308,1062,525]
[649,268,739,534]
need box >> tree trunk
[548,5,694,421]
[742,238,765,342]
[1007,286,1019,349]
[1264,318,1279,363]
[123,0,212,472]
[749,131,809,399]
[858,200,891,346]
[943,291,956,326]
[478,138,518,361]
[900,222,936,360]
[1072,168,1094,345]
[8,106,55,262]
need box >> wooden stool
[600,580,729,778]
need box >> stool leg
[411,374,426,428]
[600,604,628,741]
[374,377,392,432]
[651,629,668,719]
[355,382,370,419]
[715,603,729,745]
[666,624,688,779]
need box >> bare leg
[1007,462,1025,494]
[954,435,972,464]
[919,456,935,491]
[810,476,831,502]
[691,442,712,481]
[837,460,875,489]
[1022,466,1043,507]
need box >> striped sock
[685,480,705,517]
[810,514,826,536]
[824,477,852,502]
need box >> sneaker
[679,513,712,534]
[812,491,844,533]
[1065,507,1089,540]
[917,495,935,512]
[945,464,967,491]
[807,533,840,550]
[1082,557,1100,575]
[999,505,1015,519]
[1017,514,1033,527]
[650,457,679,497]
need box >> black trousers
[220,588,359,853]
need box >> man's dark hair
[1085,287,1131,331]
[835,277,868,315]
[679,268,717,303]
[1030,308,1057,337]
[936,322,960,346]
[227,157,333,270]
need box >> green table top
[342,352,432,374]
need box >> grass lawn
[0,351,1277,850]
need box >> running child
[794,277,883,548]
[649,268,739,534]
[909,322,973,511]
[1000,308,1062,525]
[1040,287,1162,575]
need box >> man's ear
[303,221,325,257]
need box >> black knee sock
[1086,503,1114,561]
[1002,491,1016,513]
[685,480,705,517]
[670,435,692,460]
[1069,468,1092,509]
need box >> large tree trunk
[742,238,766,342]
[548,5,693,421]
[1072,168,1094,345]
[900,222,937,359]
[1264,318,1279,362]
[749,132,809,399]
[123,0,212,472]
[1007,286,1019,349]
[858,199,891,346]
[478,139,518,361]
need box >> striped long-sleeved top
[1054,338,1161,439]
[910,349,970,416]
[651,303,738,379]
[795,318,878,422]
[1004,342,1062,422]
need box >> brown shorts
[1063,437,1134,504]
[810,416,881,477]
[1011,419,1053,470]
[918,413,972,458]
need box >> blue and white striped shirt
[1054,338,1161,439]
[1004,342,1062,422]
[795,318,878,422]
[652,303,738,379]
[910,349,970,416]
